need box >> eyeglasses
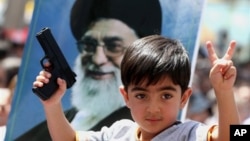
[77,36,126,57]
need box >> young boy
[33,35,239,141]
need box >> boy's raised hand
[33,66,67,106]
[206,40,237,90]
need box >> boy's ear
[180,88,192,109]
[119,86,130,108]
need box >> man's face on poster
[70,19,138,115]
[78,18,138,78]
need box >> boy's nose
[92,46,108,65]
[147,100,161,114]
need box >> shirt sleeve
[196,123,216,141]
[75,127,110,141]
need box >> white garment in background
[0,125,6,141]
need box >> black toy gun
[32,27,76,100]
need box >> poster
[5,0,205,140]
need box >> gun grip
[32,59,61,100]
[32,69,60,100]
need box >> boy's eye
[162,94,172,99]
[135,94,145,99]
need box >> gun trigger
[40,56,52,71]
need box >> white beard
[70,55,125,130]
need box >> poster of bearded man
[5,0,205,140]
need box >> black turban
[70,0,162,40]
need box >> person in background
[0,65,7,88]
[0,39,11,61]
[186,91,212,123]
[0,56,21,140]
[2,27,28,58]
[234,60,250,124]
[234,83,250,124]
[0,88,11,141]
[33,35,239,141]
[1,56,21,87]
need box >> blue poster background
[6,0,205,140]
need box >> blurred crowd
[187,28,250,125]
[186,0,250,126]
[0,26,28,139]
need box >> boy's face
[120,76,192,135]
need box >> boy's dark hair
[121,35,190,94]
